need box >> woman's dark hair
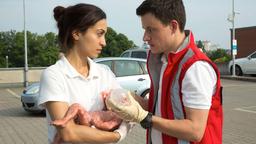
[136,0,186,32]
[53,3,106,53]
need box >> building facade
[231,26,256,58]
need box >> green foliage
[206,49,231,63]
[27,32,59,67]
[0,27,135,67]
[0,31,59,67]
[100,27,136,57]
[196,40,206,53]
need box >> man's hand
[106,90,148,123]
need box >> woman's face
[74,19,107,59]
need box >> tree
[0,31,16,67]
[101,27,136,57]
[28,32,59,67]
[0,27,136,67]
[0,31,59,67]
[206,49,231,63]
[196,40,206,52]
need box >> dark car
[120,48,149,59]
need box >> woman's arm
[46,101,120,143]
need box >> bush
[214,56,231,63]
[206,49,231,63]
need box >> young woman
[38,3,129,144]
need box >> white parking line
[234,106,256,114]
[6,89,20,98]
[238,106,256,109]
[224,84,256,88]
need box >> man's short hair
[136,0,186,32]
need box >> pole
[6,56,8,68]
[232,0,236,77]
[23,0,28,87]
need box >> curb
[0,82,38,89]
[221,75,256,82]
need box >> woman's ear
[72,30,80,41]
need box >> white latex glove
[106,89,148,123]
[114,121,134,143]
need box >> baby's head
[104,89,132,110]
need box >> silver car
[21,57,150,113]
[21,83,44,113]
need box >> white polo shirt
[38,56,121,143]
[151,37,217,144]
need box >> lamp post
[231,0,236,77]
[23,0,28,87]
[228,0,238,77]
[6,56,8,68]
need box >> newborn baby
[51,103,122,131]
[50,89,131,143]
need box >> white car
[21,57,150,113]
[228,51,256,76]
[94,57,150,98]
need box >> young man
[106,0,223,143]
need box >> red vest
[146,31,223,144]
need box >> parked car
[94,57,150,98]
[120,48,149,59]
[21,57,150,113]
[21,83,44,113]
[228,51,256,76]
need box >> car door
[113,60,148,93]
[247,52,256,74]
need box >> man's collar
[170,30,190,54]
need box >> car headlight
[25,86,39,95]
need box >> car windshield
[120,52,129,57]
[114,60,144,77]
[131,51,147,59]
[250,52,256,58]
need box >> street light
[5,56,8,68]
[227,0,239,77]
[23,0,28,87]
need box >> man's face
[141,13,174,54]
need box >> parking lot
[1,79,256,144]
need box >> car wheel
[141,89,150,99]
[230,65,243,76]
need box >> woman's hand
[50,103,91,128]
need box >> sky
[0,0,255,50]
